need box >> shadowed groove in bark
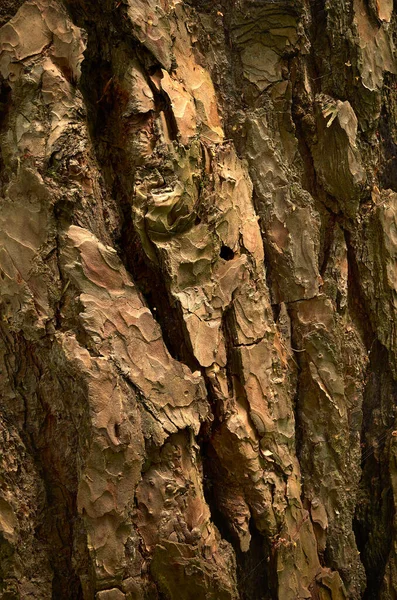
[197,306,274,600]
[344,230,375,357]
[3,0,397,597]
[226,308,274,599]
[250,189,283,311]
[379,73,397,192]
[200,439,272,600]
[73,27,201,372]
[0,330,85,599]
[115,181,201,372]
[344,224,397,597]
[353,342,395,600]
[344,234,396,598]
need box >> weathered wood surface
[1,1,397,598]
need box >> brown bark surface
[1,1,397,598]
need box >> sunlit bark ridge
[1,1,397,598]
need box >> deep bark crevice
[344,230,377,351]
[344,232,396,598]
[0,332,85,599]
[3,0,397,597]
[75,33,201,372]
[196,307,274,600]
[116,193,201,371]
[379,73,397,192]
[353,342,396,600]
[200,438,272,600]
[235,522,272,600]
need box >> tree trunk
[1,0,397,598]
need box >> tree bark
[1,0,397,598]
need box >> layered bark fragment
[1,1,397,599]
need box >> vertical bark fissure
[2,0,397,598]
[353,342,395,600]
[1,333,86,598]
[77,25,206,372]
[344,232,397,597]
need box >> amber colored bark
[1,1,397,599]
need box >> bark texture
[1,0,397,598]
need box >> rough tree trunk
[1,0,397,598]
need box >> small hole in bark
[220,245,234,261]
[114,423,120,438]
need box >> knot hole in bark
[220,245,234,261]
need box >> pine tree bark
[1,1,397,598]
